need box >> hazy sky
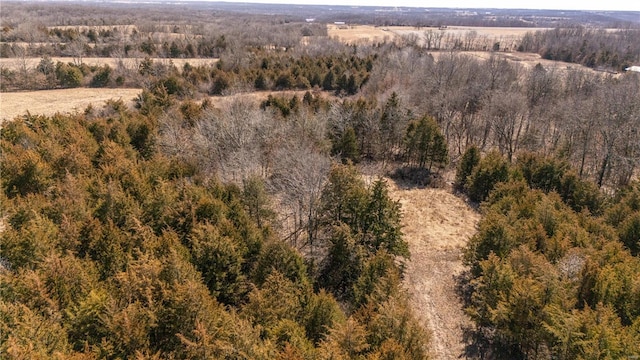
[219,0,640,11]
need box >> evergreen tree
[455,145,480,191]
[403,115,448,171]
[465,150,510,203]
[332,127,360,164]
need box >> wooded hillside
[1,108,428,358]
[1,2,640,359]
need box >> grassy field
[328,24,549,49]
[0,57,218,72]
[386,176,479,360]
[0,89,334,123]
[0,88,141,122]
[327,24,605,75]
[327,24,395,44]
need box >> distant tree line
[518,27,640,71]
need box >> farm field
[327,24,395,44]
[328,24,550,47]
[0,89,335,122]
[432,50,604,73]
[0,88,141,121]
[326,23,608,75]
[0,57,218,72]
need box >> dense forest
[1,106,428,358]
[1,1,640,359]
[455,150,640,358]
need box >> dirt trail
[387,180,480,360]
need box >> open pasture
[0,57,218,72]
[328,24,550,50]
[0,89,334,123]
[0,88,141,121]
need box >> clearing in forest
[387,179,480,360]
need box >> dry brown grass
[205,89,334,108]
[0,57,218,72]
[0,89,335,123]
[328,24,549,45]
[386,178,480,360]
[0,88,141,121]
[329,24,605,76]
[327,24,395,44]
[416,25,549,37]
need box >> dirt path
[387,180,480,359]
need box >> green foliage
[379,92,407,161]
[189,223,248,305]
[254,71,268,90]
[455,145,480,191]
[332,127,360,164]
[619,213,640,256]
[127,116,157,160]
[0,106,427,359]
[242,175,275,229]
[363,179,407,257]
[252,241,310,289]
[89,65,111,87]
[403,115,448,171]
[66,288,112,352]
[210,72,230,95]
[516,152,604,215]
[55,62,83,88]
[359,295,429,360]
[318,224,365,300]
[1,213,59,269]
[320,166,407,258]
[318,164,410,324]
[305,290,346,345]
[2,149,54,198]
[0,302,72,358]
[261,94,296,117]
[319,317,370,359]
[243,271,306,337]
[135,86,175,116]
[464,172,640,358]
[465,150,510,203]
[352,250,401,307]
[320,163,369,229]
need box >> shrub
[455,145,480,191]
[90,65,111,87]
[466,151,510,203]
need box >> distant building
[625,66,640,73]
[334,21,346,25]
[306,18,315,22]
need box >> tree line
[518,27,640,71]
